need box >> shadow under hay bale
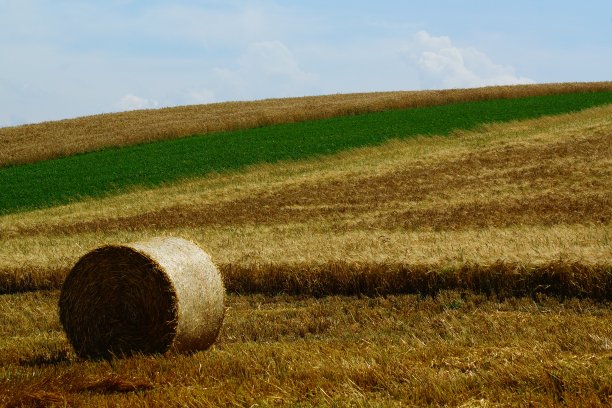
[59,237,225,359]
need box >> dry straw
[59,237,225,359]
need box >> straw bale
[59,237,225,359]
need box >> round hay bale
[59,236,225,359]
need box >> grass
[2,90,612,215]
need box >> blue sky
[1,0,611,127]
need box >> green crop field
[2,91,612,215]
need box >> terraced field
[0,84,610,406]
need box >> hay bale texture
[59,237,225,359]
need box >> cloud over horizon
[117,93,160,111]
[211,40,317,100]
[410,31,535,89]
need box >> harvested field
[0,86,611,406]
[1,291,610,406]
[27,124,608,233]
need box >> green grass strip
[2,91,612,215]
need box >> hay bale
[59,237,225,359]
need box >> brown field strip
[1,81,611,167]
[1,222,610,297]
[2,261,610,300]
[1,291,610,406]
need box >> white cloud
[11,2,600,126]
[161,87,217,106]
[117,93,160,111]
[240,41,312,79]
[70,2,299,56]
[112,41,315,112]
[183,88,216,104]
[0,114,17,128]
[0,2,320,124]
[409,30,535,89]
[210,40,317,100]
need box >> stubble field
[0,85,610,406]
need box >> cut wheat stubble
[59,237,225,359]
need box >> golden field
[0,87,610,406]
[2,291,610,406]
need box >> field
[2,91,612,215]
[1,82,611,168]
[2,292,610,406]
[0,84,611,406]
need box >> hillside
[1,81,611,168]
[2,89,612,215]
[0,87,610,406]
[2,104,610,293]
